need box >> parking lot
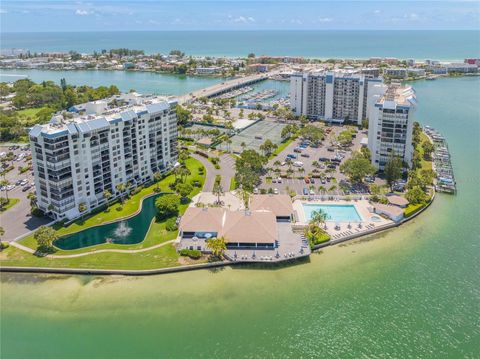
[0,145,51,241]
[258,125,385,196]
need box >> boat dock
[424,126,457,194]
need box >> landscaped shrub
[195,150,209,158]
[404,203,425,218]
[165,217,178,231]
[179,249,202,259]
[131,186,143,195]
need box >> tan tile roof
[250,194,293,217]
[179,207,277,244]
[374,203,404,217]
[222,211,277,244]
[179,207,225,233]
[387,195,409,207]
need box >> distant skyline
[1,1,480,32]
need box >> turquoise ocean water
[2,30,479,59]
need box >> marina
[424,126,457,194]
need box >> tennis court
[220,120,287,153]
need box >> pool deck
[292,199,393,243]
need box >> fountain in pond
[113,221,132,238]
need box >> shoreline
[0,190,435,275]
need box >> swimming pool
[302,204,362,222]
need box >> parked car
[22,184,32,192]
[303,188,309,195]
[293,147,302,153]
[310,178,315,184]
[273,188,279,195]
[253,188,259,194]
[277,177,282,183]
[309,189,315,195]
[293,161,304,167]
[300,153,310,158]
[304,177,310,184]
[327,147,335,152]
[319,157,329,162]
[287,153,298,159]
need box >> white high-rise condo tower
[368,85,417,169]
[29,94,178,220]
[290,70,385,125]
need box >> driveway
[0,145,52,241]
[190,152,235,192]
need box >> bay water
[1,75,479,358]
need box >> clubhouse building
[176,194,310,261]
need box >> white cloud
[0,9,7,14]
[75,9,90,16]
[232,15,255,24]
[374,10,381,14]
[318,17,333,23]
[290,19,303,25]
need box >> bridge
[178,72,275,104]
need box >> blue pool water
[303,204,362,222]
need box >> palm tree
[116,183,126,204]
[27,191,37,208]
[0,179,10,201]
[310,209,328,228]
[103,189,112,210]
[153,172,162,192]
[206,236,227,259]
[0,226,5,249]
[212,182,224,205]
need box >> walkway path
[190,152,235,192]
[10,239,176,259]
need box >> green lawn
[0,198,20,213]
[16,107,48,118]
[229,177,237,191]
[0,243,190,270]
[14,157,205,259]
[418,132,433,172]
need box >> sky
[1,1,479,32]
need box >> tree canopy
[234,149,267,191]
[340,152,376,183]
[155,194,181,219]
[34,226,59,251]
[384,154,404,188]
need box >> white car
[293,161,304,167]
[277,177,282,183]
[309,189,315,195]
[253,188,259,194]
[273,188,279,194]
